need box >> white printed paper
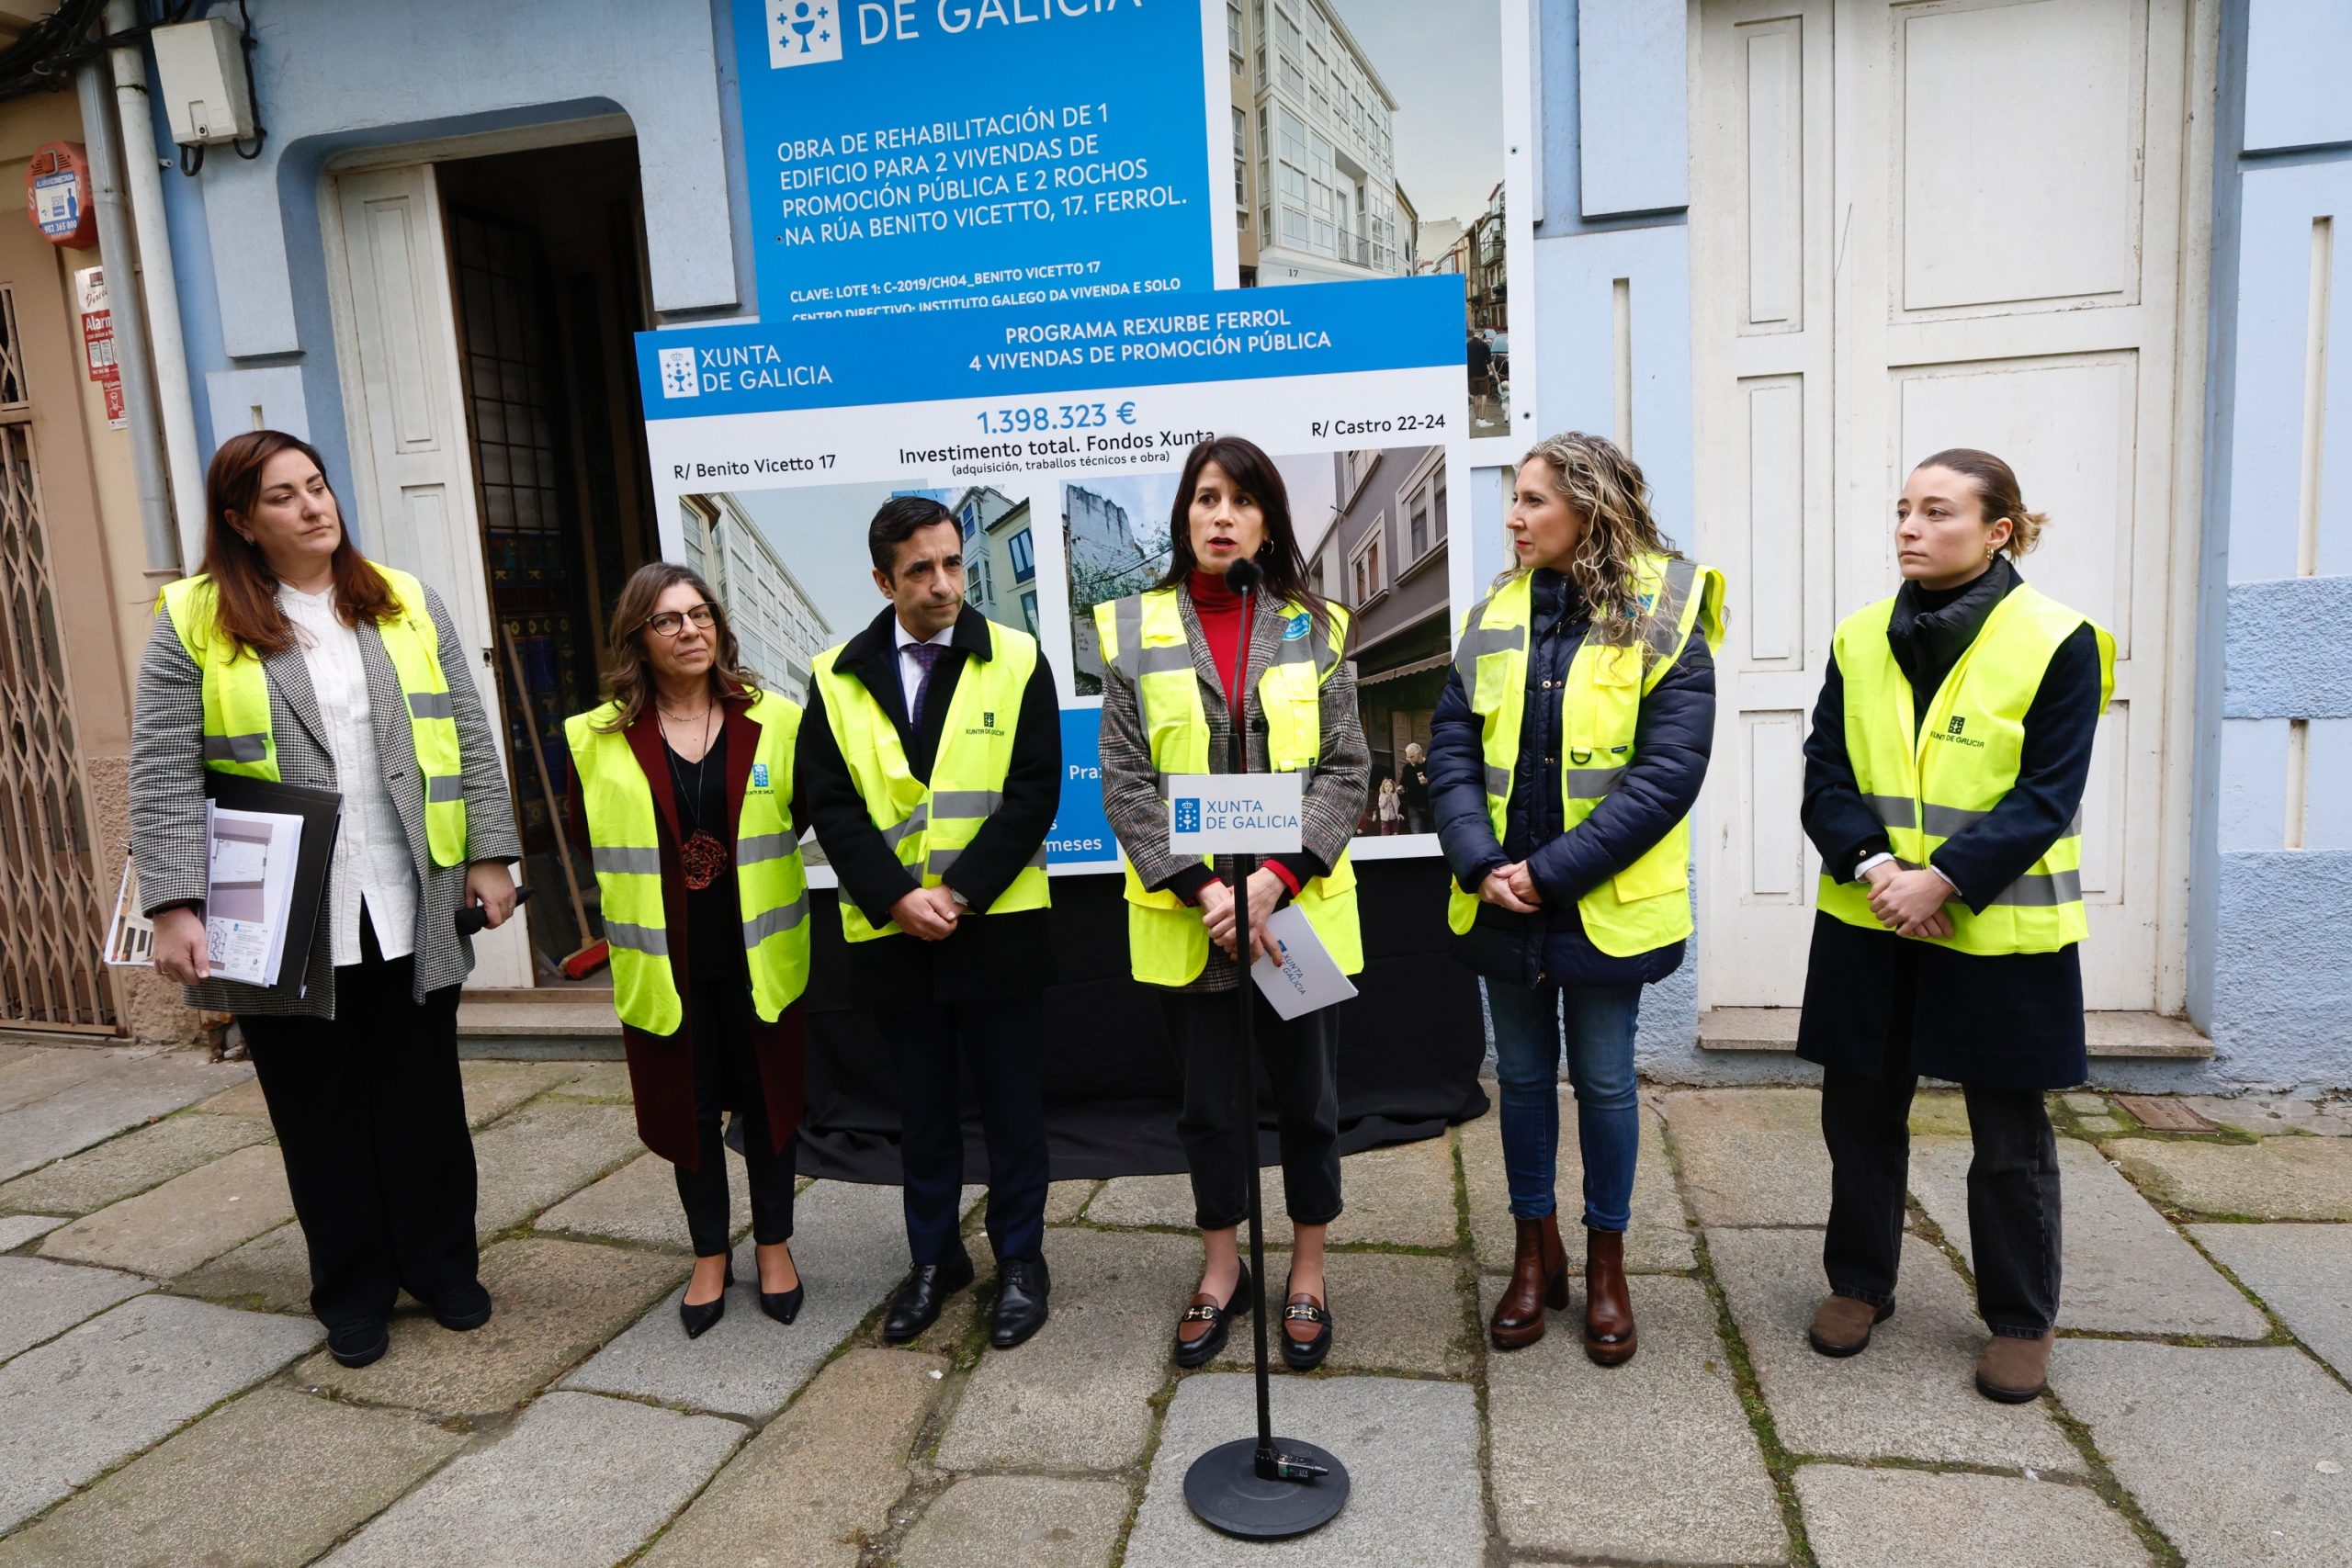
[1249,905,1358,1021]
[200,804,305,987]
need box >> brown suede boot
[1808,1294,1894,1358]
[1583,1227,1637,1365]
[1975,1331,2055,1403]
[1488,1215,1569,1349]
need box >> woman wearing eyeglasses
[562,563,814,1337]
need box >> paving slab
[2184,1094,2352,1137]
[2111,1135,2352,1221]
[322,1391,744,1568]
[564,1179,913,1419]
[38,1142,293,1278]
[1482,1273,1786,1564]
[0,1293,321,1531]
[1091,1168,1294,1241]
[0,1386,466,1568]
[536,1145,749,1251]
[1211,1248,1471,1376]
[458,1059,580,1126]
[294,1235,678,1416]
[0,1053,253,1181]
[899,1475,1130,1568]
[1911,1136,2266,1337]
[2192,1224,2352,1378]
[0,1214,64,1249]
[188,1077,269,1119]
[1461,1095,1690,1273]
[0,1254,150,1361]
[1663,1088,1831,1227]
[174,1221,313,1314]
[1045,1178,1098,1224]
[0,1046,114,1113]
[545,1060,634,1100]
[0,1111,268,1217]
[2051,1341,2352,1567]
[1792,1466,2150,1568]
[469,1100,643,1231]
[1707,1227,2078,1472]
[1126,1374,1482,1568]
[639,1347,946,1568]
[935,1226,1197,1472]
[1329,1133,1458,1247]
[1908,1090,1973,1136]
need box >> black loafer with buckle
[1171,1261,1252,1369]
[1280,1283,1332,1371]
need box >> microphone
[1224,558,1262,596]
[1221,558,1260,778]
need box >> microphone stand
[1182,558,1350,1540]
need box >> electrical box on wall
[151,17,255,146]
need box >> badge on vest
[752,762,771,789]
[1283,613,1311,641]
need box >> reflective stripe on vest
[808,621,1049,942]
[1444,554,1728,958]
[1816,583,2115,955]
[563,691,811,1032]
[158,563,469,866]
[1093,587,1363,987]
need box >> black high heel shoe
[759,1244,804,1325]
[1171,1261,1252,1369]
[679,1258,735,1338]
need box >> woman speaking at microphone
[1095,435,1369,1372]
[131,431,520,1370]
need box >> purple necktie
[905,641,944,727]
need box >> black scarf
[1886,555,2018,729]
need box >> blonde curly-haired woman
[1429,434,1724,1362]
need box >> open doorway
[435,139,657,985]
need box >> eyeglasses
[640,604,717,637]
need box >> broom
[499,621,608,980]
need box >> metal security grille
[0,286,115,1032]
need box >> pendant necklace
[661,700,729,891]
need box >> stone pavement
[0,1037,2346,1565]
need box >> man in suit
[797,495,1062,1348]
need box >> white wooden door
[1694,0,2199,1013]
[325,164,531,987]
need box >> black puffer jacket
[1428,569,1717,988]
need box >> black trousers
[1820,1025,2064,1337]
[1162,987,1343,1233]
[875,993,1050,1268]
[675,976,797,1258]
[240,911,476,1330]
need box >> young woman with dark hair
[1427,432,1724,1362]
[130,431,521,1369]
[1798,448,2111,1404]
[1095,434,1370,1371]
[563,562,814,1337]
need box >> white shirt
[891,615,956,718]
[278,584,421,964]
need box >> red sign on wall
[74,265,123,430]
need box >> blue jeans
[1486,980,1642,1232]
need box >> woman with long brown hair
[1428,432,1724,1362]
[1095,434,1370,1371]
[562,563,813,1338]
[131,431,521,1370]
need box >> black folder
[203,773,342,992]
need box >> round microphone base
[1182,1438,1350,1540]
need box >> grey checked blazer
[130,581,522,1019]
[1098,584,1371,993]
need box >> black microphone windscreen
[1225,559,1262,595]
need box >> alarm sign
[26,142,95,250]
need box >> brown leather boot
[1488,1215,1569,1349]
[1583,1227,1637,1366]
[1975,1330,2055,1403]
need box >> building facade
[0,1,2340,1093]
[1311,445,1447,796]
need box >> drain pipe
[107,0,205,569]
[73,39,176,578]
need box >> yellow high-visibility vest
[1094,587,1362,987]
[564,692,810,1032]
[808,620,1049,941]
[1817,582,2114,955]
[158,563,469,866]
[1445,554,1727,957]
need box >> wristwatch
[947,886,970,908]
